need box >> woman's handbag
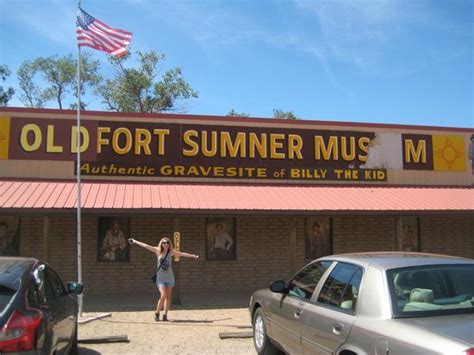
[151,249,170,283]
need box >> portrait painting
[305,217,331,260]
[397,216,420,252]
[0,216,20,256]
[206,217,236,260]
[98,217,130,262]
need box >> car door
[32,264,58,353]
[44,266,75,353]
[269,261,332,354]
[300,262,363,354]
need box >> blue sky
[0,0,472,128]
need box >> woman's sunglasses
[162,241,170,244]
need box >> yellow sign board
[173,232,181,262]
[0,117,10,160]
[433,135,466,171]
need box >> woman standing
[129,236,199,321]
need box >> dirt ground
[78,307,255,354]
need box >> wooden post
[289,217,297,274]
[43,216,51,262]
[172,217,181,305]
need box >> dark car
[0,257,83,354]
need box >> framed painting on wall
[206,217,236,261]
[305,217,331,259]
[0,216,20,256]
[98,217,130,262]
[397,216,420,252]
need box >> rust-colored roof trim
[0,107,471,132]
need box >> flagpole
[76,0,83,316]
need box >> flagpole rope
[76,0,83,317]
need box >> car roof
[0,257,39,290]
[319,252,474,271]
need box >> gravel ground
[78,308,255,354]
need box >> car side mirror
[67,282,84,295]
[270,280,287,294]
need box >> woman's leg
[156,285,166,313]
[163,286,173,315]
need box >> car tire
[253,308,280,355]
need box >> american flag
[76,8,132,57]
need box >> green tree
[273,109,298,120]
[226,109,250,117]
[98,50,198,113]
[0,65,15,107]
[17,53,101,109]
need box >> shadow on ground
[82,290,253,312]
[78,346,101,354]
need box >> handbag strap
[156,249,170,273]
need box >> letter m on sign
[402,134,433,170]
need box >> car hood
[397,313,474,345]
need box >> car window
[27,282,40,308]
[317,262,363,313]
[0,284,16,312]
[45,266,66,298]
[288,261,332,300]
[32,264,54,304]
[389,264,474,317]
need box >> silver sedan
[249,252,474,354]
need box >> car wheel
[69,323,78,355]
[253,308,280,355]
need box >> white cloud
[293,0,405,70]
[292,0,472,75]
[140,1,354,97]
[2,0,76,48]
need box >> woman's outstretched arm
[173,250,199,259]
[129,238,158,254]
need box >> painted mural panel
[0,216,20,256]
[0,112,471,185]
[97,217,130,262]
[396,216,420,252]
[305,217,331,259]
[206,217,236,261]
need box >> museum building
[0,107,473,300]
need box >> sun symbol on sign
[434,138,464,169]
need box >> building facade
[0,108,472,299]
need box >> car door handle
[294,308,303,318]
[333,322,344,334]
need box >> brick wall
[332,216,397,253]
[18,215,44,259]
[12,212,473,296]
[420,215,474,259]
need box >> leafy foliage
[273,109,298,120]
[17,54,101,109]
[0,65,15,107]
[98,50,198,113]
[226,109,250,117]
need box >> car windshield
[388,264,474,317]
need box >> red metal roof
[0,180,472,213]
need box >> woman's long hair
[157,237,174,255]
